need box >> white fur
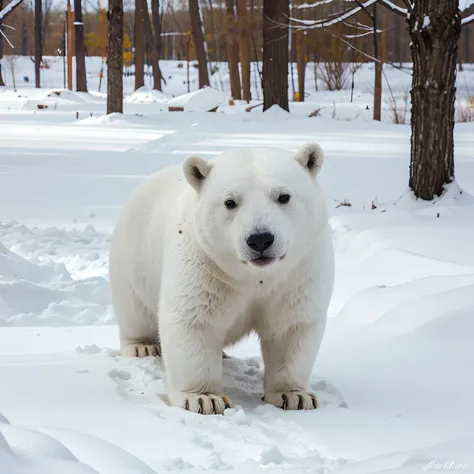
[109,143,334,414]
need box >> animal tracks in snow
[105,351,349,471]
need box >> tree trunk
[237,0,251,102]
[188,0,210,87]
[373,3,382,121]
[225,0,241,99]
[107,0,123,114]
[42,0,51,59]
[262,0,289,111]
[35,0,42,88]
[74,0,87,92]
[134,0,145,90]
[144,1,161,90]
[21,23,28,56]
[408,0,461,200]
[462,27,470,64]
[296,30,305,101]
[151,0,162,90]
[0,0,4,87]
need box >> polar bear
[109,143,334,414]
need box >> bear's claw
[120,342,161,357]
[181,393,233,415]
[263,391,319,410]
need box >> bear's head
[183,143,328,277]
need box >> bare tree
[134,0,145,89]
[150,0,162,90]
[291,0,474,200]
[237,0,251,102]
[6,54,17,89]
[189,0,210,87]
[0,0,25,85]
[107,0,123,113]
[75,0,87,92]
[143,1,160,90]
[380,0,474,199]
[225,0,241,99]
[262,0,289,111]
[42,0,52,57]
[353,0,382,120]
[407,0,460,199]
[35,0,42,87]
[296,29,305,101]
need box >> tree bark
[262,0,289,111]
[74,0,87,92]
[408,0,461,200]
[237,0,251,102]
[0,0,4,87]
[225,0,241,99]
[35,0,42,88]
[462,27,470,64]
[150,0,162,90]
[107,0,123,114]
[188,0,210,87]
[134,0,145,90]
[296,30,305,101]
[373,3,382,121]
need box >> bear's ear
[183,155,213,191]
[294,143,324,178]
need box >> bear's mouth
[248,256,276,267]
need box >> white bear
[109,143,334,414]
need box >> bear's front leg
[159,306,233,415]
[260,321,325,411]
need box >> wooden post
[67,0,74,91]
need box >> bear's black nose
[247,232,274,252]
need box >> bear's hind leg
[113,287,161,358]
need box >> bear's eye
[224,199,237,210]
[278,194,291,204]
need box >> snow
[1,59,474,473]
[167,85,228,111]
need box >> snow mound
[0,88,29,109]
[395,180,474,210]
[76,113,158,127]
[318,103,372,122]
[332,437,474,473]
[0,222,112,327]
[125,87,170,104]
[338,275,474,338]
[0,88,20,100]
[261,104,291,118]
[0,414,156,474]
[0,240,70,284]
[167,86,227,111]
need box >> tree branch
[289,0,378,28]
[0,0,23,21]
[461,12,474,25]
[294,0,336,9]
[378,0,408,18]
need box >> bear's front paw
[121,342,161,357]
[263,391,319,410]
[172,392,233,415]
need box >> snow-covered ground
[1,61,474,473]
[2,55,474,123]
